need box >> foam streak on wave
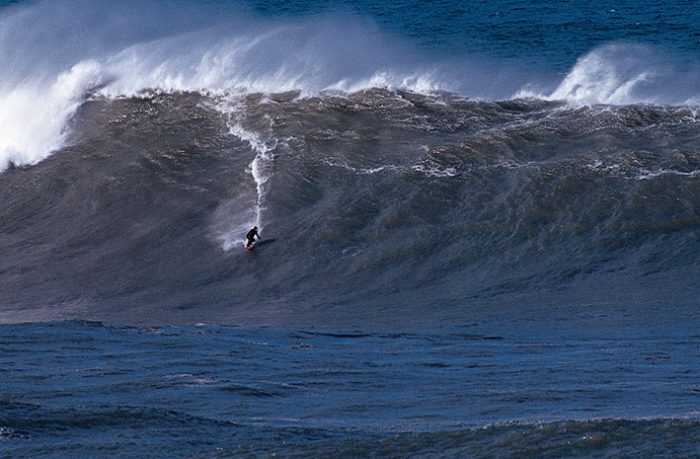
[210,92,277,250]
[231,123,274,230]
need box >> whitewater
[2,0,700,457]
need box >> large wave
[2,0,700,172]
[2,85,700,325]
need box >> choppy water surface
[2,321,699,457]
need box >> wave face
[3,89,700,325]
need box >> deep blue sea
[1,0,700,457]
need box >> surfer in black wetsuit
[245,226,260,248]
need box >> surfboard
[244,238,275,251]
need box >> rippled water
[2,320,699,457]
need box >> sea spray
[2,1,700,457]
[0,60,105,171]
[4,1,700,173]
[514,43,700,105]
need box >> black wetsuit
[246,228,259,247]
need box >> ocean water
[1,0,700,457]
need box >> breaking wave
[517,43,700,106]
[2,0,700,172]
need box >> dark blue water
[2,0,700,456]
[246,0,700,69]
[3,319,700,457]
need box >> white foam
[411,164,458,178]
[231,123,275,227]
[326,71,441,94]
[636,169,700,180]
[322,159,402,175]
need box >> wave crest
[517,43,700,106]
[2,2,700,171]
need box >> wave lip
[516,43,700,106]
[0,60,106,172]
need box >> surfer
[245,226,260,249]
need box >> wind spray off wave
[4,0,700,172]
[516,43,700,106]
[0,0,450,171]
